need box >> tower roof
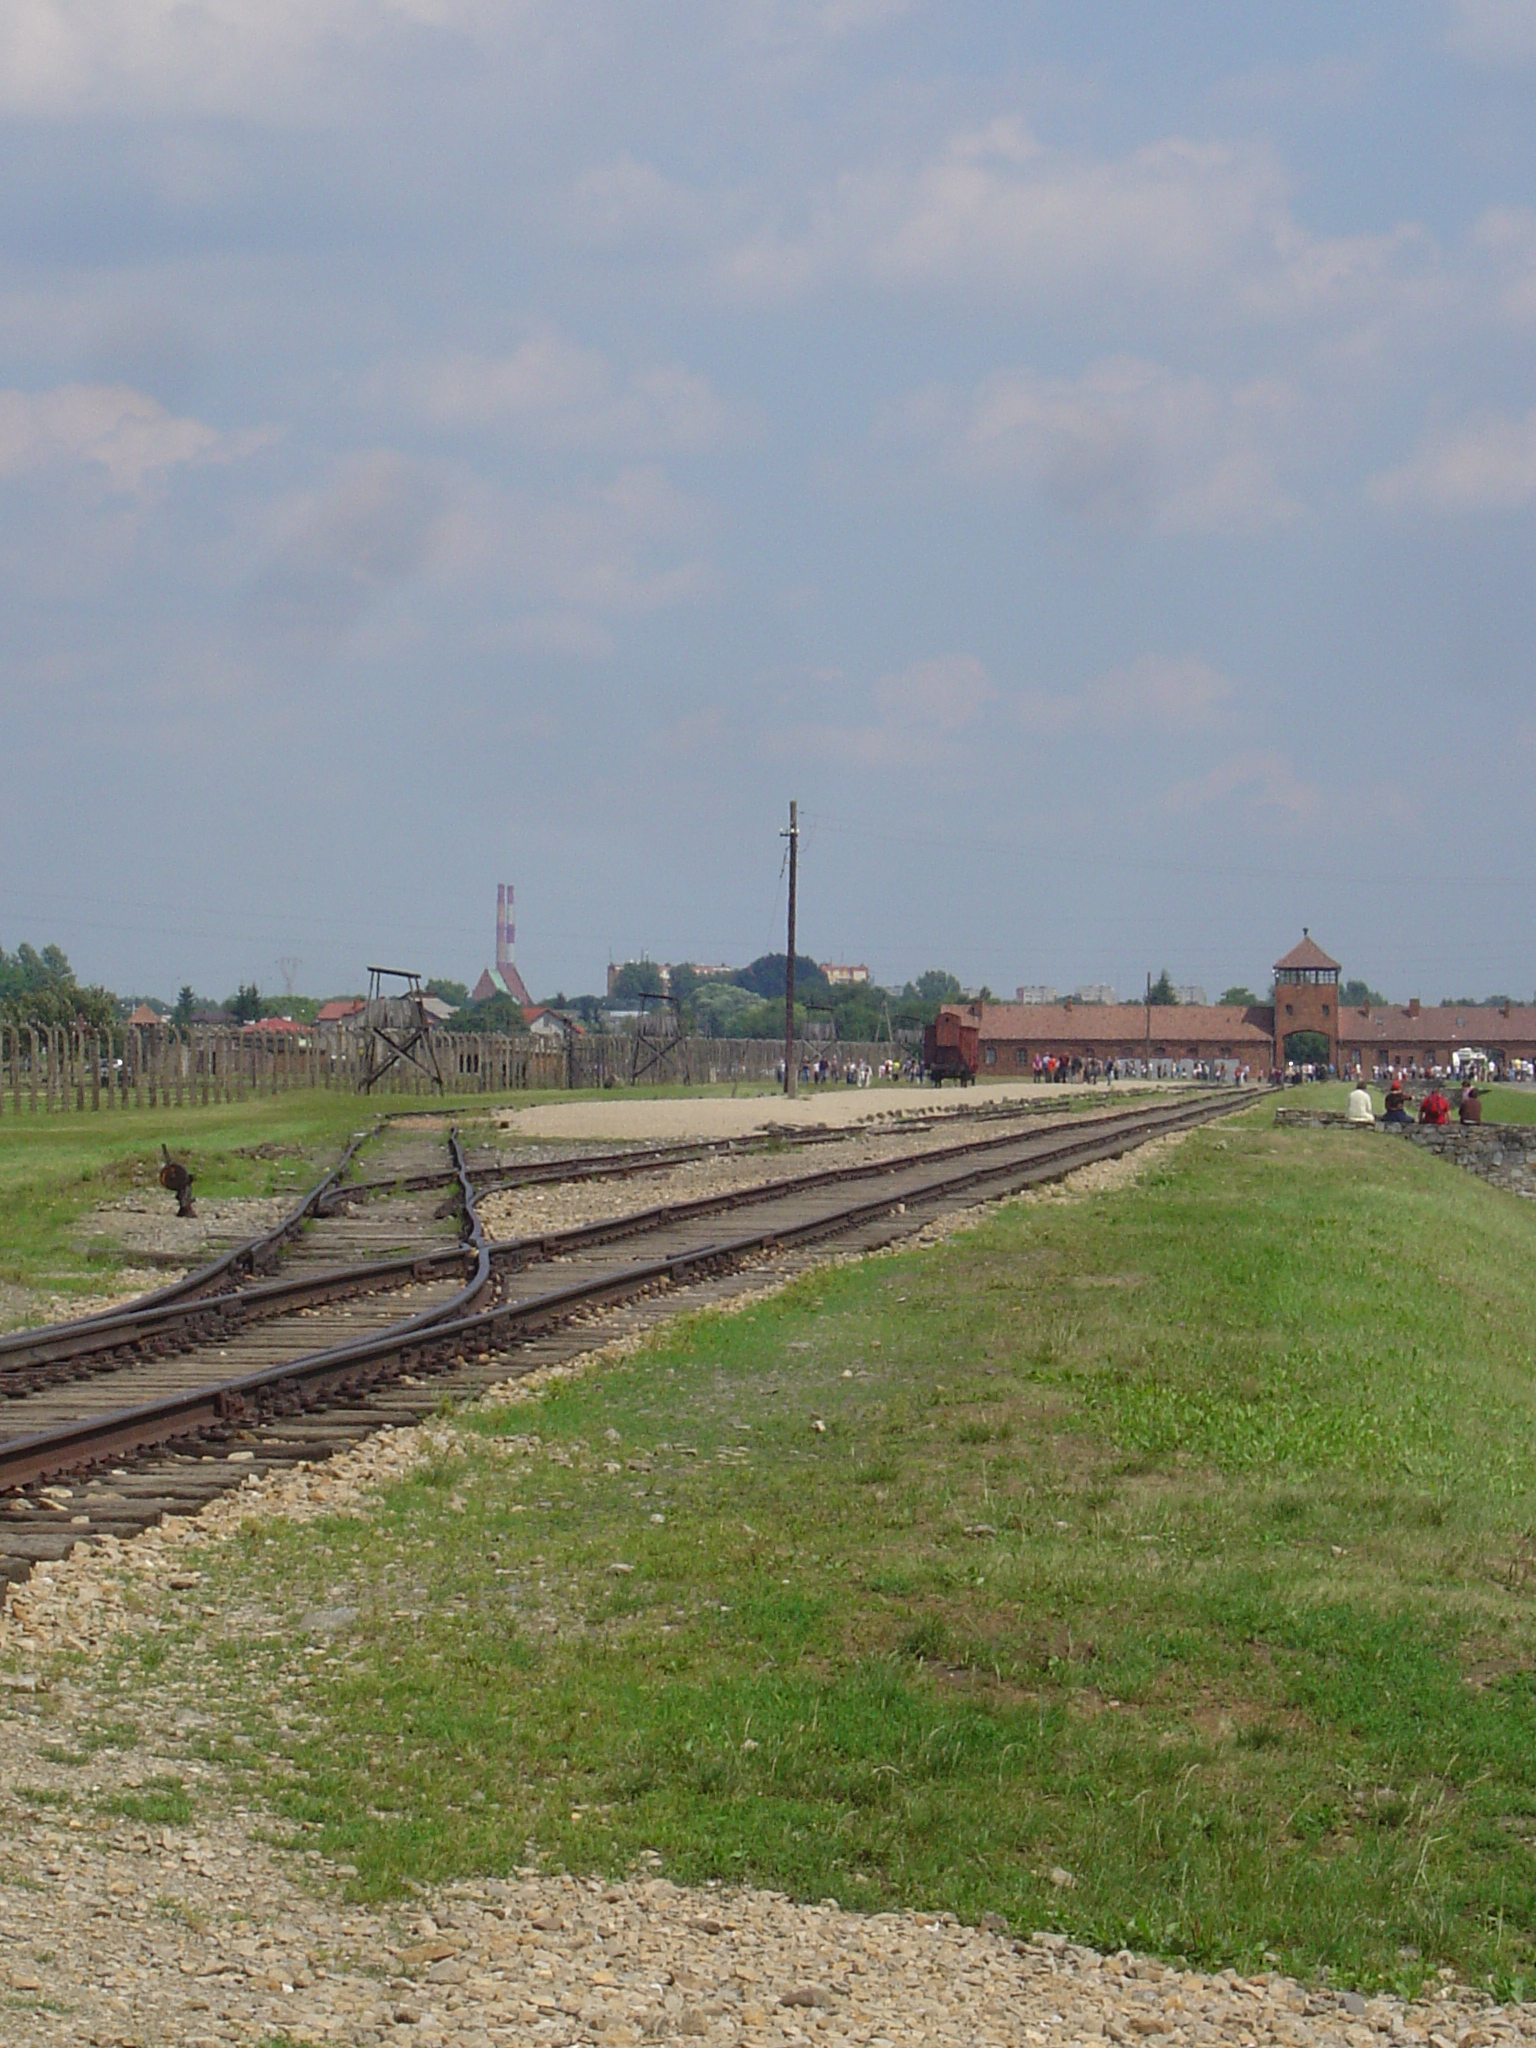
[1273,931,1340,973]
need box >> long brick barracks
[936,934,1536,1077]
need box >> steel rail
[319,1093,1099,1208]
[479,1091,1236,1272]
[0,1123,382,1373]
[0,1092,1219,1385]
[0,1091,1256,1493]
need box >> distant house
[471,963,533,1007]
[245,1016,303,1036]
[820,963,869,986]
[125,1003,163,1027]
[315,998,366,1027]
[523,1005,581,1039]
[190,1007,234,1027]
[421,995,457,1023]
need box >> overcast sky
[2,2,1534,1006]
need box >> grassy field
[1280,1080,1536,1122]
[84,1108,1536,2000]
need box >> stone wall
[1272,1105,1536,1199]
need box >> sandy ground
[497,1078,1173,1145]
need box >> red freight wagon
[922,1008,979,1085]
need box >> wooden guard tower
[360,967,444,1094]
[1273,931,1340,1070]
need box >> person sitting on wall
[1346,1077,1375,1125]
[1459,1084,1483,1125]
[1383,1078,1411,1126]
[1419,1084,1450,1126]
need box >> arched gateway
[1272,930,1340,1072]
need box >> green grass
[103,1118,1536,1996]
[0,1090,525,1309]
[96,1775,193,1827]
[1278,1079,1536,1122]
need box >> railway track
[0,1092,1105,1389]
[328,1086,1137,1208]
[0,1088,1260,1586]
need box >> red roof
[972,1001,1274,1048]
[1273,932,1340,973]
[316,998,366,1023]
[244,1016,303,1034]
[1339,1003,1536,1046]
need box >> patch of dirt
[70,1193,291,1266]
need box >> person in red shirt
[1419,1086,1450,1126]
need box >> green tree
[912,969,962,1006]
[1340,977,1388,1007]
[1282,1030,1331,1067]
[448,991,526,1033]
[230,982,263,1024]
[425,978,469,1009]
[731,954,830,1003]
[1219,985,1259,1006]
[0,940,117,1030]
[609,960,668,1001]
[1147,969,1179,1006]
[173,985,196,1026]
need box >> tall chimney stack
[505,883,515,964]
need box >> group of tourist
[1346,1074,1485,1127]
[775,1056,901,1087]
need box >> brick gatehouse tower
[1272,931,1340,1070]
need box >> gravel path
[478,1115,1082,1241]
[497,1079,1165,1146]
[4,1130,1526,2045]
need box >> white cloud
[506,611,616,661]
[874,121,1269,297]
[418,329,745,455]
[433,461,720,621]
[721,113,1438,352]
[0,0,532,117]
[0,382,253,491]
[567,157,724,255]
[1369,408,1536,513]
[1448,0,1536,64]
[1162,748,1320,819]
[915,355,1300,534]
[1474,207,1536,325]
[786,652,993,770]
[1021,655,1237,734]
[247,450,437,644]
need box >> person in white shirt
[1346,1078,1375,1125]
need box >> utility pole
[782,800,798,1098]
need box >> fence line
[0,1023,905,1114]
